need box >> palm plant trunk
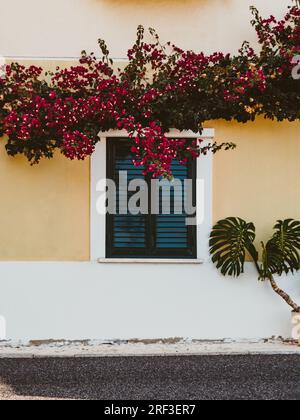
[269,275,300,313]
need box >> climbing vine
[0,1,299,177]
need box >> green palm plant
[210,218,300,312]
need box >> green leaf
[209,217,257,277]
[264,219,300,277]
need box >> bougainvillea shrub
[0,1,299,177]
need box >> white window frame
[91,129,214,263]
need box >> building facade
[0,0,299,341]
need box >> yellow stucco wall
[1,0,299,262]
[210,119,300,247]
[0,0,292,57]
[0,118,299,260]
[0,141,90,261]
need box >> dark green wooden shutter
[107,140,148,257]
[156,161,189,250]
[106,139,196,259]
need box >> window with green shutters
[106,139,197,258]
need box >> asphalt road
[0,355,299,400]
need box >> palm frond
[209,217,257,277]
[264,219,300,276]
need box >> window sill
[97,258,203,264]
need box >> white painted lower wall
[0,262,299,341]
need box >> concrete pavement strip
[0,339,299,358]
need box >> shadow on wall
[83,0,260,58]
[91,0,231,9]
[0,316,6,341]
[93,0,212,5]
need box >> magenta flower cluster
[0,2,299,177]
